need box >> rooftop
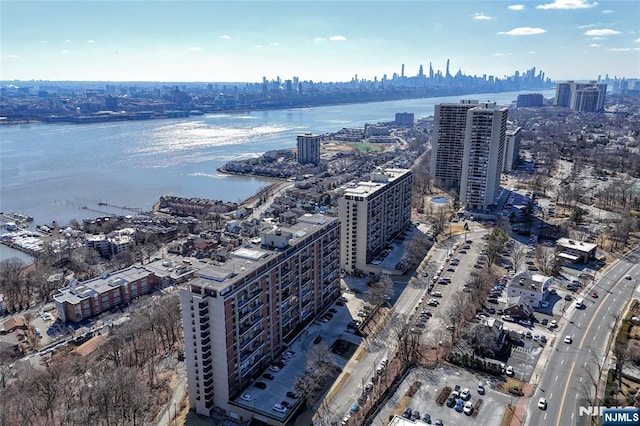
[556,237,597,253]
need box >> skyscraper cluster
[430,100,513,211]
[554,81,607,112]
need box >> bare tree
[389,314,421,365]
[511,245,527,273]
[535,246,562,276]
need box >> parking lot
[378,365,511,426]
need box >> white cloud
[508,5,525,10]
[493,53,512,57]
[473,13,492,20]
[584,29,621,36]
[537,0,598,10]
[188,47,203,51]
[498,27,547,36]
[601,9,613,13]
[64,39,72,43]
[578,23,597,29]
[590,36,605,40]
[60,50,71,54]
[220,35,231,40]
[329,35,347,41]
[87,39,96,43]
[634,37,640,43]
[608,47,631,51]
[313,37,326,43]
[270,42,281,46]
[6,54,20,58]
[253,45,263,49]
[589,43,601,47]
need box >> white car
[463,400,474,415]
[269,365,281,372]
[626,275,632,280]
[540,301,549,308]
[537,397,547,410]
[550,320,558,328]
[272,403,288,414]
[460,388,470,400]
[564,335,573,344]
[505,365,514,376]
[240,393,253,402]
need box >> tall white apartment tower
[338,168,413,274]
[297,133,321,165]
[460,102,508,211]
[430,100,479,190]
[503,126,522,172]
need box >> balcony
[201,335,211,346]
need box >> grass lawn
[352,142,383,153]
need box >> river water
[0,89,554,227]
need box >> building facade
[296,133,321,165]
[460,102,508,211]
[555,81,607,112]
[503,126,522,172]
[430,100,479,190]
[506,271,552,308]
[338,168,413,274]
[179,214,340,418]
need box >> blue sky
[1,0,638,83]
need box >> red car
[591,291,598,298]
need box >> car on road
[241,393,253,402]
[564,335,573,344]
[454,399,464,412]
[477,382,485,395]
[564,294,573,301]
[350,403,360,413]
[460,388,470,400]
[272,403,288,413]
[550,319,558,328]
[505,366,515,376]
[463,401,474,415]
[591,291,598,298]
[432,291,443,297]
[537,397,547,410]
[626,275,632,280]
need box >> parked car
[455,399,464,412]
[423,413,432,424]
[313,335,322,344]
[269,365,281,372]
[402,407,413,418]
[463,401,474,415]
[254,381,267,389]
[280,401,292,409]
[564,335,573,344]
[272,403,288,413]
[241,393,253,402]
[446,396,456,408]
[411,411,421,421]
[263,373,275,380]
[460,388,470,400]
[505,366,514,376]
[286,391,300,399]
[350,403,360,413]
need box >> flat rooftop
[556,237,597,253]
[188,214,338,294]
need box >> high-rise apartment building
[338,168,413,274]
[296,133,321,165]
[179,214,339,419]
[430,100,479,190]
[460,102,508,211]
[503,126,522,172]
[555,81,607,112]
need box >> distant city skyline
[1,0,638,83]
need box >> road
[526,247,640,426]
[320,223,489,423]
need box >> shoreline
[0,87,552,126]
